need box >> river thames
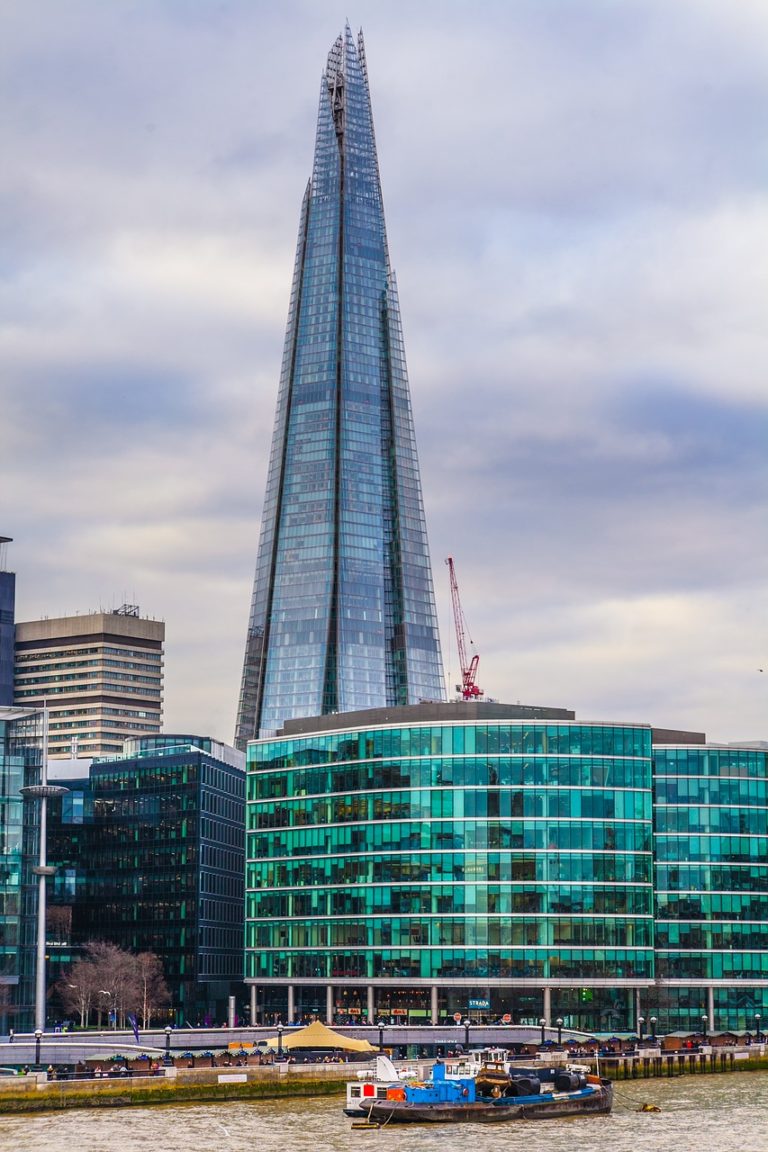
[1,1072,766,1152]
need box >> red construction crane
[445,556,484,700]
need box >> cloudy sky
[2,0,766,744]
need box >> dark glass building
[245,703,656,1030]
[0,537,15,706]
[48,735,246,1025]
[236,26,444,747]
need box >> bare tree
[85,941,141,1029]
[136,952,171,1028]
[57,942,171,1030]
[56,956,98,1027]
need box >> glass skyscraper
[236,26,444,747]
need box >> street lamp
[755,1014,762,1043]
[34,1028,42,1070]
[99,990,115,1029]
[19,703,69,1032]
[164,1025,172,1066]
[377,1019,386,1052]
[637,1016,645,1046]
[539,1017,547,1047]
[556,1017,563,1046]
[701,1015,709,1043]
[650,1016,658,1042]
[277,1022,284,1061]
[463,1018,471,1050]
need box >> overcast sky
[2,0,766,744]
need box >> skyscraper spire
[235,27,445,746]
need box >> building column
[543,987,551,1023]
[287,985,295,1024]
[707,986,715,1030]
[326,985,333,1024]
[250,984,257,1025]
[635,988,641,1027]
[431,986,439,1025]
[367,986,375,1023]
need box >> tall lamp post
[463,1018,471,1050]
[539,1017,547,1047]
[755,1014,762,1043]
[556,1017,563,1046]
[19,703,68,1033]
[701,1015,709,1043]
[650,1016,658,1043]
[637,1016,645,1047]
[99,990,115,1029]
[277,1022,284,1061]
[34,1028,42,1070]
[164,1025,172,1066]
[377,1020,386,1052]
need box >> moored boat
[354,1059,613,1125]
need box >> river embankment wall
[0,1063,348,1114]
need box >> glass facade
[654,744,768,1031]
[0,553,14,706]
[236,26,444,747]
[0,707,42,1031]
[245,707,655,1031]
[47,736,246,1025]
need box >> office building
[0,537,15,706]
[236,25,444,747]
[244,702,768,1034]
[47,735,245,1025]
[14,606,164,758]
[245,702,655,1028]
[653,742,768,1032]
[0,706,43,1032]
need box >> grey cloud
[2,0,766,744]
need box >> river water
[1,1072,767,1152]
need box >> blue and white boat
[351,1058,612,1124]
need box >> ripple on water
[1,1072,768,1152]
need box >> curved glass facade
[654,744,768,1031]
[246,710,654,1027]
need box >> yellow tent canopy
[264,1019,377,1052]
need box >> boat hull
[366,1081,613,1125]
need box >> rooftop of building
[269,702,710,745]
[0,535,12,572]
[15,605,164,644]
[278,700,575,737]
[98,733,245,771]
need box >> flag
[128,1014,140,1044]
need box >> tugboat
[354,1059,613,1125]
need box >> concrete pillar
[367,986,375,1023]
[543,987,551,1023]
[707,986,715,1030]
[250,984,257,1024]
[287,985,295,1023]
[635,988,642,1028]
[228,994,236,1029]
[326,985,334,1023]
[431,985,439,1025]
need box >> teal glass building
[245,703,656,1030]
[235,27,444,747]
[653,743,768,1032]
[0,706,42,1031]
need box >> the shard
[235,26,445,746]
